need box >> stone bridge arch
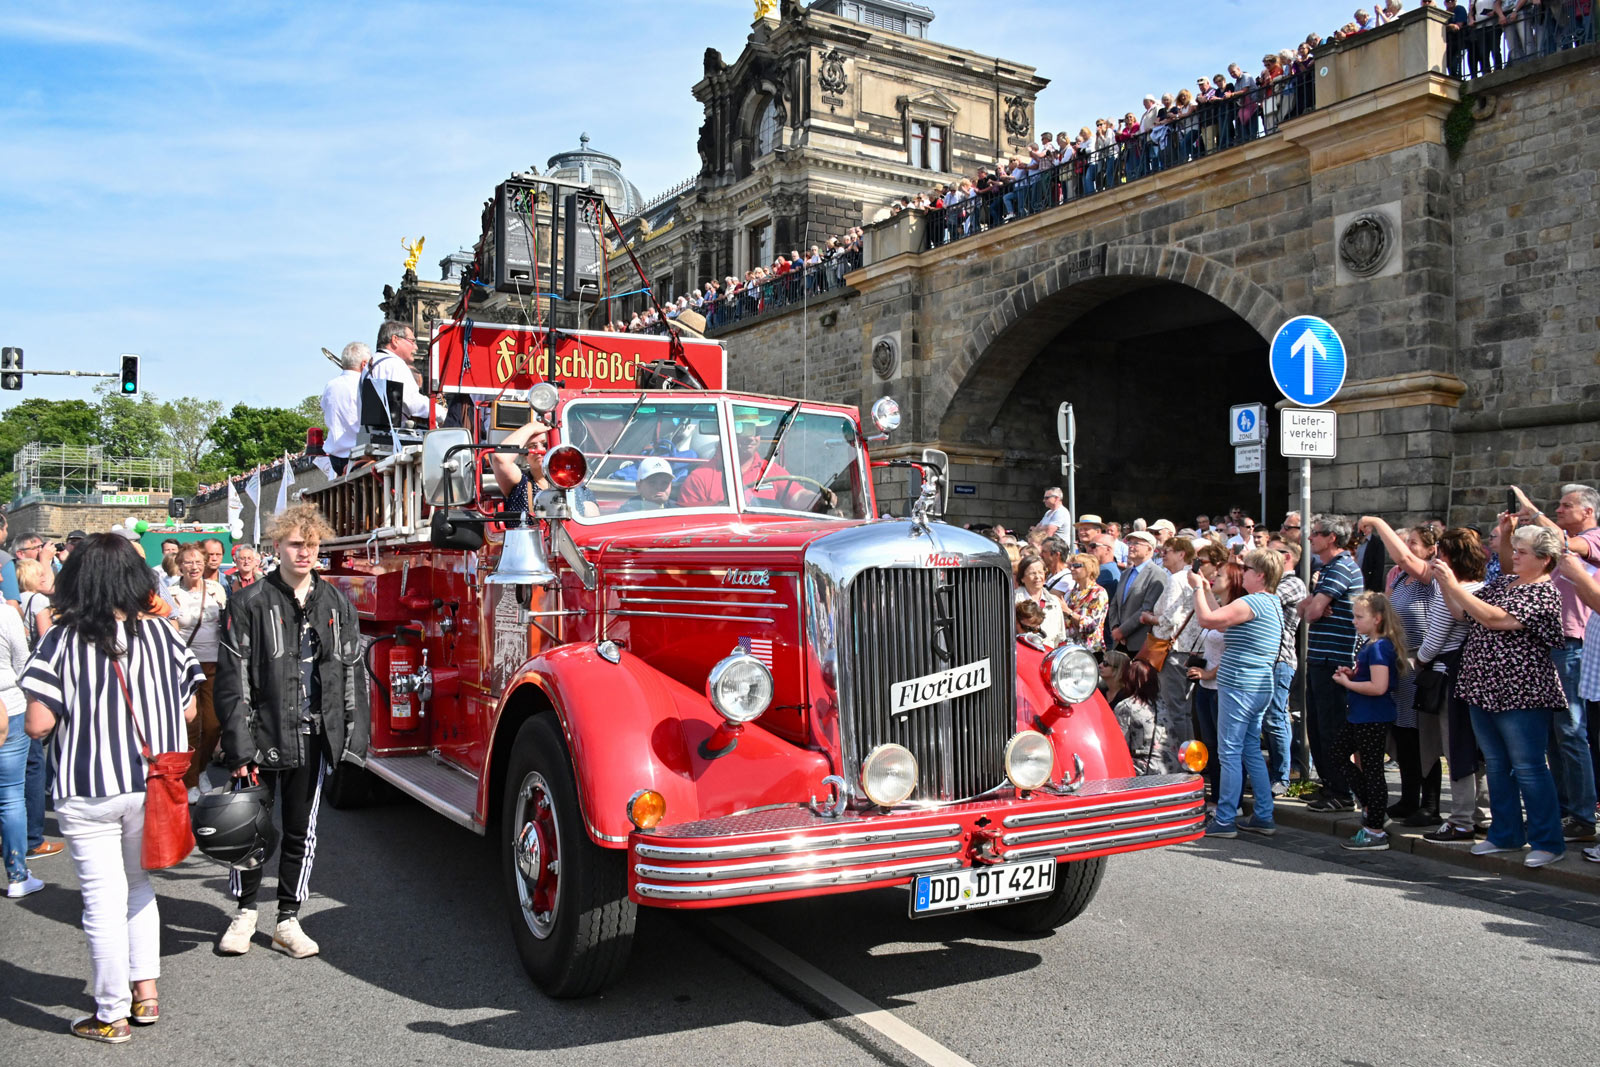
[931,244,1291,444]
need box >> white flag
[311,455,335,480]
[275,453,296,514]
[227,478,243,528]
[244,471,261,546]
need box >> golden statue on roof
[754,0,777,20]
[401,236,426,273]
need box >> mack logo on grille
[890,658,992,717]
[925,553,960,567]
[723,568,770,586]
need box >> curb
[1265,798,1600,896]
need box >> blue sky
[1,0,1370,412]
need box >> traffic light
[1,347,21,391]
[120,354,140,395]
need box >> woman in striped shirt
[22,534,203,1045]
[1189,548,1286,837]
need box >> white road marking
[707,914,978,1067]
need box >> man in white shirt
[360,321,429,435]
[320,342,369,475]
[1038,487,1071,538]
[1225,518,1256,550]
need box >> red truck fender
[1012,640,1138,781]
[485,643,832,846]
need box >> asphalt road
[5,786,1598,1067]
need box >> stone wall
[6,502,172,542]
[1448,44,1600,520]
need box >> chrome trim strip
[633,821,963,861]
[1000,817,1206,861]
[621,546,794,554]
[609,568,802,579]
[609,608,775,624]
[1000,786,1207,828]
[635,856,964,900]
[634,839,962,882]
[617,596,791,609]
[613,584,781,596]
[1000,803,1207,846]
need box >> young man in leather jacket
[213,503,369,958]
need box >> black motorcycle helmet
[192,782,279,870]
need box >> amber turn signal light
[627,789,666,831]
[1179,740,1209,772]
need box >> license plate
[910,858,1055,917]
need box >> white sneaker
[218,908,257,955]
[1470,840,1520,856]
[1525,849,1564,868]
[6,874,44,899]
[273,917,319,958]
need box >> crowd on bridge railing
[1445,0,1596,78]
[998,481,1600,864]
[612,230,865,334]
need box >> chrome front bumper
[628,774,1204,907]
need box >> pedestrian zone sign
[1230,403,1266,446]
[1269,316,1346,408]
[1280,408,1338,459]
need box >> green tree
[207,403,314,471]
[294,395,325,433]
[159,396,223,469]
[93,382,166,456]
[0,397,99,470]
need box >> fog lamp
[1040,645,1097,706]
[707,653,773,724]
[545,444,587,489]
[1179,740,1209,772]
[1004,731,1055,791]
[627,789,665,831]
[528,381,559,414]
[860,743,917,807]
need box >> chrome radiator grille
[840,566,1015,801]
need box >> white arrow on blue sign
[1269,315,1346,408]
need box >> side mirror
[921,448,949,518]
[422,428,475,507]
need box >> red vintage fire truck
[306,320,1206,998]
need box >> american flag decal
[735,636,775,668]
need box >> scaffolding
[12,443,174,504]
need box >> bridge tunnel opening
[956,279,1288,532]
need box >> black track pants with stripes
[231,733,328,919]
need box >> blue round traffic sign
[1236,409,1255,434]
[1269,315,1346,408]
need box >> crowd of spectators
[987,480,1600,867]
[887,1,1593,250]
[614,229,866,334]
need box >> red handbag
[113,660,195,870]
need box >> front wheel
[985,857,1105,934]
[501,714,636,997]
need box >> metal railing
[702,250,864,332]
[1451,5,1595,80]
[924,75,1314,251]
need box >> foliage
[0,397,99,472]
[92,381,167,457]
[294,395,325,433]
[1445,92,1475,162]
[159,396,223,470]
[206,403,315,470]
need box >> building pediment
[898,88,958,119]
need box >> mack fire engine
[308,319,1207,998]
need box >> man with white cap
[1038,487,1071,539]
[619,458,677,513]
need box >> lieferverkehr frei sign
[1279,409,1338,459]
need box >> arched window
[755,98,779,157]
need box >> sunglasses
[1069,562,1084,569]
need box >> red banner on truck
[430,322,725,395]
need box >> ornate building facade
[613,0,1046,313]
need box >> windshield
[561,398,731,522]
[731,403,869,520]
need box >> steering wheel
[754,474,838,513]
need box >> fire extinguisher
[389,641,418,732]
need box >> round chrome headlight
[706,653,773,724]
[1004,731,1055,791]
[1041,645,1098,705]
[860,743,918,807]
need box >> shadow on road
[302,798,1048,1052]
